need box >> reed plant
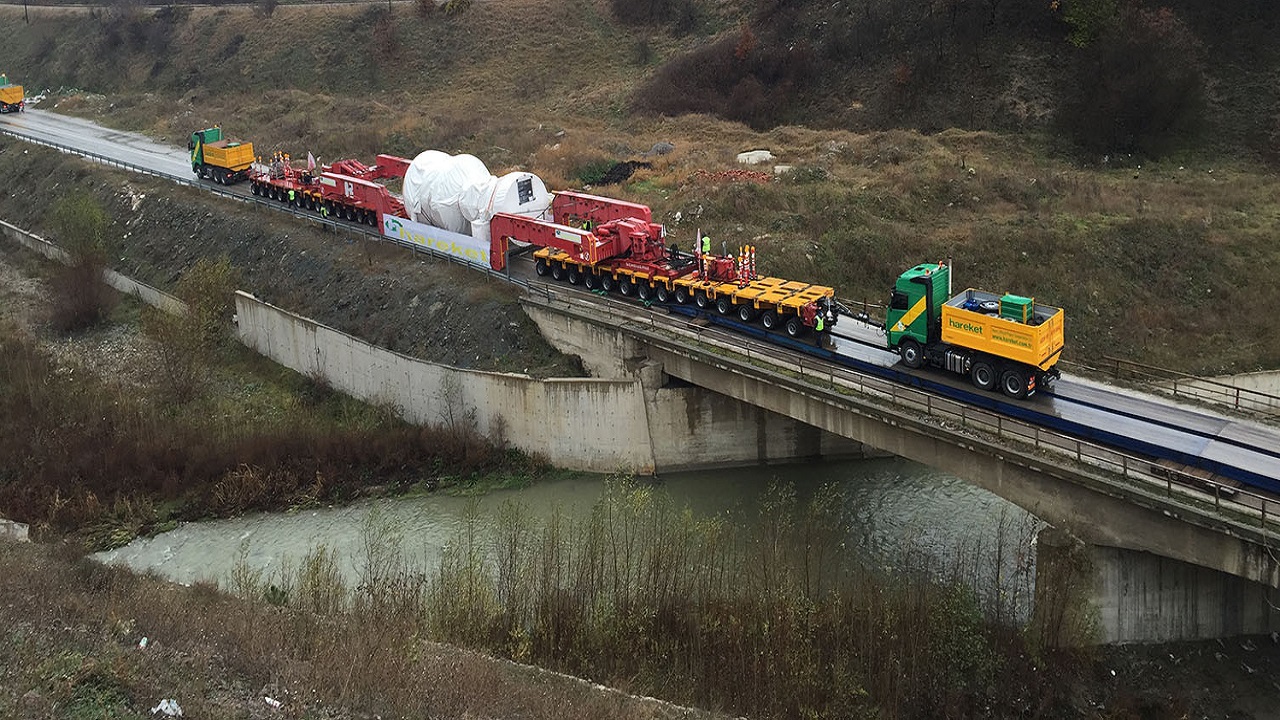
[221,475,1085,718]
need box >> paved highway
[2,107,1277,496]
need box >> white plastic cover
[401,151,551,236]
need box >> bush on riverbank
[0,316,551,547]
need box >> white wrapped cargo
[401,150,551,237]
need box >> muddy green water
[96,457,1039,593]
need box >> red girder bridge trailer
[248,153,412,228]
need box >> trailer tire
[584,273,599,289]
[535,259,549,277]
[899,339,924,369]
[252,182,261,196]
[655,285,670,303]
[695,292,711,309]
[785,316,805,337]
[551,264,565,281]
[637,283,652,301]
[619,279,634,296]
[675,287,689,304]
[568,268,582,285]
[601,275,616,292]
[738,305,757,323]
[971,361,997,391]
[716,297,733,315]
[760,310,779,330]
[1000,369,1029,399]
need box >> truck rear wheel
[899,339,924,369]
[619,279,634,296]
[1000,369,1029,399]
[971,361,997,391]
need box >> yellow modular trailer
[533,246,835,336]
[940,290,1064,371]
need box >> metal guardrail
[1075,356,1280,420]
[521,285,1280,544]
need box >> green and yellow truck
[188,127,254,184]
[886,262,1064,399]
[0,74,23,114]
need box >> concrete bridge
[521,292,1280,645]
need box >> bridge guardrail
[1077,356,1280,420]
[522,284,1280,544]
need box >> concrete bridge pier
[1034,526,1280,645]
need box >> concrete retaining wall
[235,291,657,473]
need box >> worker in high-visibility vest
[287,189,296,205]
[700,234,711,278]
[814,312,826,347]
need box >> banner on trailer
[382,214,489,268]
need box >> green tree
[142,256,237,401]
[50,192,115,332]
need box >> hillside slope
[1,0,1280,374]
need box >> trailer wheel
[583,273,599,289]
[760,310,779,329]
[535,259,549,276]
[899,339,924,369]
[551,263,565,281]
[785,316,805,337]
[738,305,757,323]
[567,268,582,285]
[716,297,733,315]
[674,287,689,304]
[695,292,711,309]
[655,285,670,303]
[601,275,616,292]
[637,283,652,301]
[251,182,261,196]
[970,361,997,391]
[619,279,634,296]
[1000,369,1029,399]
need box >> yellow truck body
[201,139,255,172]
[0,84,23,106]
[940,290,1064,371]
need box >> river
[97,456,1040,607]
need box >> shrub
[50,193,115,333]
[1057,5,1206,157]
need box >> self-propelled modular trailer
[886,262,1064,398]
[488,190,839,338]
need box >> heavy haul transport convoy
[187,126,1064,400]
[0,74,23,114]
